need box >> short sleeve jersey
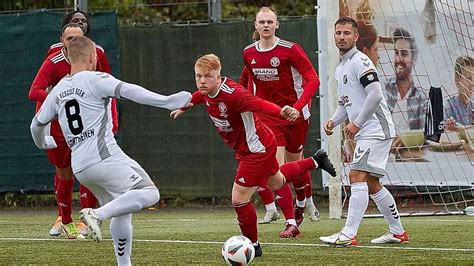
[36,71,122,172]
[335,47,395,139]
[191,77,281,156]
[242,38,317,126]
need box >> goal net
[318,0,473,217]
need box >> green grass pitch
[0,208,473,264]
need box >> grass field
[1,207,473,264]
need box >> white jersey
[37,71,122,172]
[335,47,395,139]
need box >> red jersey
[191,77,281,156]
[241,38,320,126]
[47,42,111,74]
[29,49,119,137]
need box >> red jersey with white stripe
[241,38,320,126]
[47,42,111,74]
[190,77,281,157]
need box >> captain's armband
[359,71,379,88]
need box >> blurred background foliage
[0,0,317,24]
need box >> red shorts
[46,138,71,169]
[269,120,309,153]
[234,145,279,187]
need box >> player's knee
[144,186,160,206]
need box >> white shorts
[350,138,392,178]
[75,151,155,206]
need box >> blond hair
[67,36,95,64]
[256,6,277,19]
[195,54,221,73]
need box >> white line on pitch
[0,237,473,252]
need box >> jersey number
[65,99,84,135]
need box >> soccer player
[241,6,321,235]
[28,23,116,238]
[319,16,409,246]
[44,10,118,237]
[30,36,192,265]
[171,54,336,256]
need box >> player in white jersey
[319,17,409,246]
[30,36,191,265]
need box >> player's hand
[344,122,360,140]
[323,120,335,136]
[281,105,299,122]
[43,135,57,149]
[170,109,185,119]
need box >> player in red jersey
[28,23,116,238]
[242,7,322,233]
[171,54,336,257]
[41,10,118,237]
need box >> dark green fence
[0,12,320,197]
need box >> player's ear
[275,20,279,30]
[354,32,360,42]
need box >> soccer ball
[221,235,255,265]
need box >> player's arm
[290,44,320,112]
[30,93,58,150]
[234,89,298,121]
[94,73,192,110]
[170,90,203,119]
[28,60,55,102]
[353,70,383,128]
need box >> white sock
[341,182,368,238]
[110,214,133,266]
[265,202,277,212]
[370,186,404,234]
[296,200,305,208]
[95,186,159,220]
[287,219,297,226]
[306,196,315,206]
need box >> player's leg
[110,214,133,266]
[256,186,279,224]
[304,172,320,222]
[51,140,84,240]
[273,146,297,228]
[285,150,306,226]
[49,172,62,236]
[232,183,259,247]
[365,138,408,244]
[368,177,409,244]
[319,139,391,247]
[319,169,368,247]
[77,184,98,236]
[78,154,160,243]
[233,150,280,256]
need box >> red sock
[257,186,274,205]
[79,184,98,208]
[57,178,74,224]
[280,158,316,183]
[54,173,61,217]
[233,202,258,243]
[274,184,295,219]
[305,172,313,198]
